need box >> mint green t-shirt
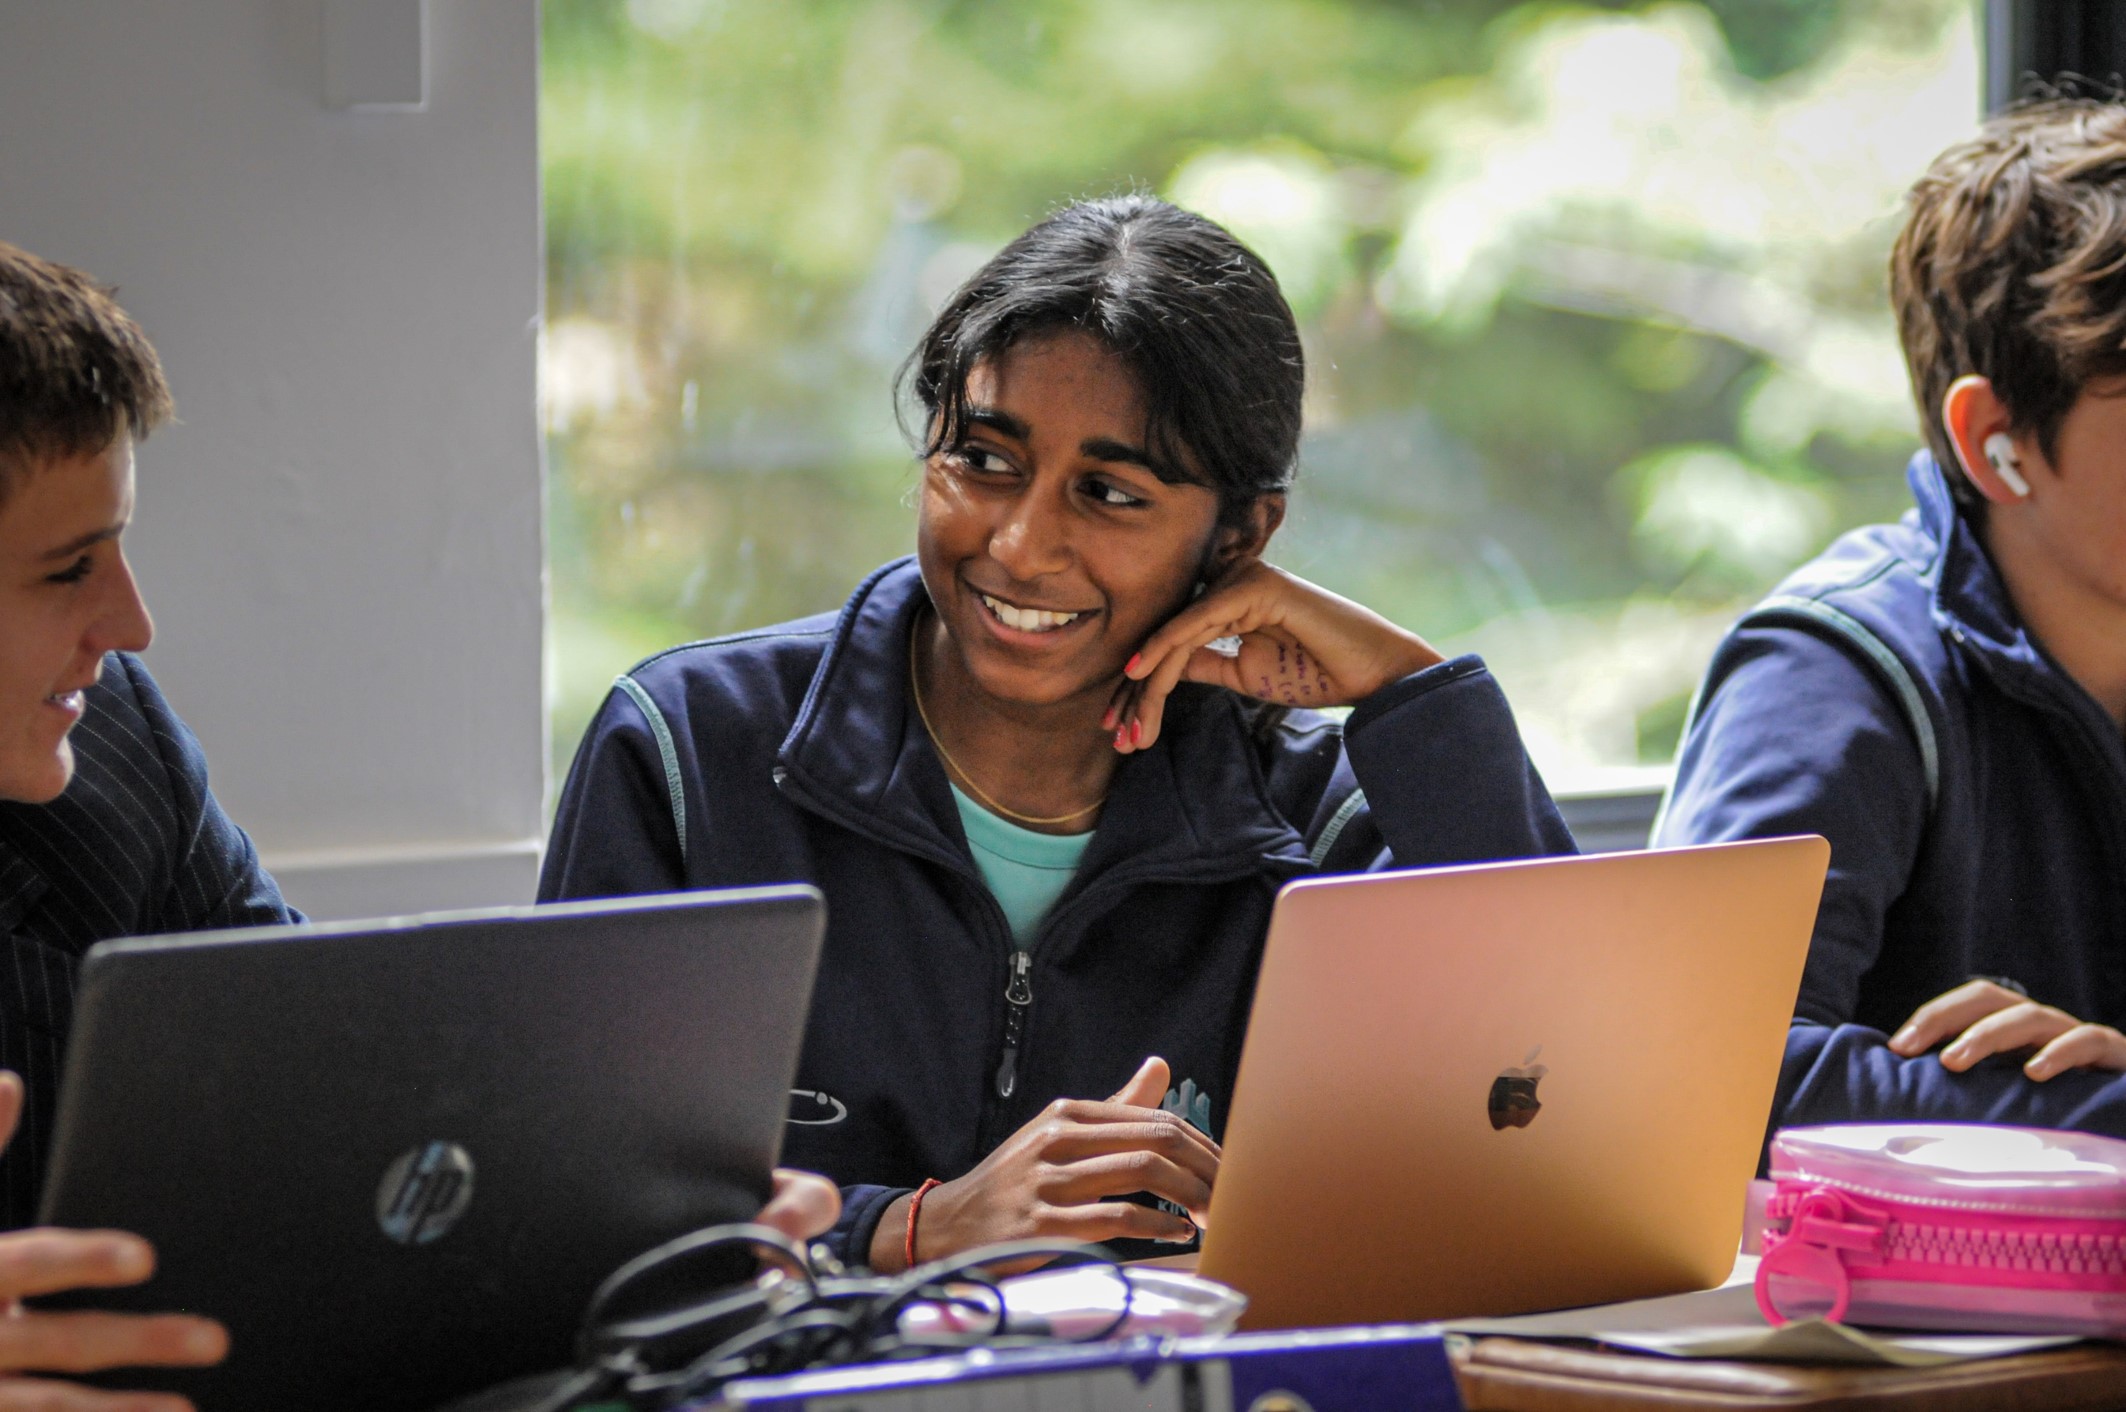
[950,784,1094,945]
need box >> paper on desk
[1443,1280,2080,1367]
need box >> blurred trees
[543,0,1975,783]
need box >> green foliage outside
[542,0,1977,792]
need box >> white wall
[0,0,546,919]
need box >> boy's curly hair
[0,241,172,501]
[1892,97,2126,508]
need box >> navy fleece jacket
[1659,455,2126,1135]
[542,559,1575,1265]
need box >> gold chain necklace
[907,625,1106,830]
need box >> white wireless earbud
[1983,432,2032,498]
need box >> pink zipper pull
[1756,1187,1889,1326]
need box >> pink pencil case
[1753,1124,2126,1336]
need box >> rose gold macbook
[1196,836,1828,1330]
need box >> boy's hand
[1889,979,2126,1080]
[867,1057,1217,1273]
[1108,560,1443,753]
[0,1073,227,1411]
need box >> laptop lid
[36,886,824,1412]
[1197,837,1827,1331]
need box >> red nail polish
[1131,719,1143,744]
[1114,728,1128,750]
[1125,653,1142,675]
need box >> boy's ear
[1210,493,1286,572]
[1942,375,2033,506]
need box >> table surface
[1450,1335,2126,1412]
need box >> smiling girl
[542,196,1575,1271]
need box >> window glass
[543,0,1976,790]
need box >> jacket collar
[1910,453,2126,749]
[1910,451,2044,670]
[774,558,1311,885]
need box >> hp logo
[376,1141,475,1245]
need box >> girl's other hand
[868,1057,1217,1273]
[1108,560,1443,752]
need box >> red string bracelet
[904,1177,943,1271]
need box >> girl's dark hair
[901,195,1304,525]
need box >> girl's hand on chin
[1107,559,1444,753]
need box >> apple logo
[1488,1047,1547,1130]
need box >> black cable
[550,1228,1143,1410]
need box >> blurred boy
[1,240,838,1404]
[0,237,286,1403]
[1,241,300,1223]
[1658,99,2126,1135]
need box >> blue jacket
[541,559,1574,1265]
[0,653,296,1227]
[1658,454,2126,1136]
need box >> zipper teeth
[1878,1223,2126,1276]
[1765,1193,2126,1276]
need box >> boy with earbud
[1658,97,2126,1137]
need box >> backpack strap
[613,674,689,864]
[1742,594,1941,818]
[1657,590,1943,843]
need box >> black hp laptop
[36,887,824,1412]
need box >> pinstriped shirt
[0,653,295,1228]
